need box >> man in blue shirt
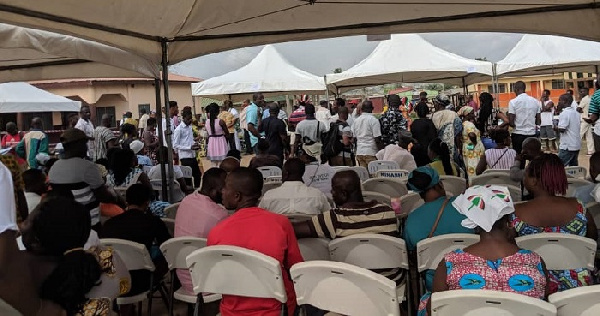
[246,93,264,153]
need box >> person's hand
[191,144,199,150]
[577,107,583,113]
[584,118,594,124]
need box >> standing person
[123,111,137,126]
[556,93,582,166]
[431,95,461,160]
[327,106,355,166]
[173,111,202,188]
[293,103,329,161]
[585,79,600,151]
[207,168,304,316]
[92,114,117,162]
[476,129,516,175]
[218,101,235,150]
[16,117,49,169]
[508,81,541,154]
[259,102,288,164]
[477,92,494,133]
[316,100,332,126]
[352,100,383,168]
[246,93,263,154]
[411,102,437,166]
[466,95,478,112]
[205,103,230,168]
[380,94,408,146]
[1,122,25,165]
[428,138,460,177]
[458,106,485,177]
[239,99,253,154]
[223,100,241,151]
[138,108,149,134]
[160,101,180,146]
[74,105,95,158]
[577,87,594,155]
[142,118,160,165]
[539,89,557,152]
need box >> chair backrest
[99,238,155,272]
[431,290,557,316]
[160,237,207,270]
[113,187,128,199]
[362,178,408,198]
[186,245,287,303]
[298,238,330,261]
[586,202,600,230]
[548,284,600,316]
[565,166,587,179]
[482,169,510,174]
[399,192,424,216]
[333,166,370,182]
[291,261,400,316]
[329,233,408,269]
[368,160,400,175]
[566,178,593,198]
[257,166,282,179]
[439,175,467,197]
[362,190,392,206]
[261,182,283,195]
[162,218,175,237]
[374,169,410,181]
[416,234,480,272]
[470,172,520,187]
[150,179,181,200]
[515,233,597,270]
[264,176,282,184]
[505,184,522,202]
[143,165,152,174]
[164,202,180,219]
[180,165,193,179]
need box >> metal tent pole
[161,39,175,203]
[154,78,168,200]
[324,75,330,111]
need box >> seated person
[375,130,417,172]
[427,138,460,177]
[403,166,474,290]
[207,168,303,316]
[101,184,170,313]
[219,157,240,174]
[298,149,336,197]
[511,154,597,293]
[509,137,542,183]
[147,147,189,202]
[129,139,152,167]
[259,158,330,215]
[579,152,600,204]
[476,129,516,175]
[293,170,402,284]
[175,168,229,294]
[22,168,47,213]
[420,185,549,316]
[248,138,282,169]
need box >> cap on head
[129,140,144,154]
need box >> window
[486,84,507,93]
[138,104,150,117]
[22,112,53,130]
[95,106,116,127]
[551,79,565,90]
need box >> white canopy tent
[496,34,600,77]
[191,45,324,101]
[326,34,493,93]
[0,82,80,113]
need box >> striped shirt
[589,89,600,116]
[485,148,516,170]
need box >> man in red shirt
[207,167,304,316]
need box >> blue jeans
[558,149,579,166]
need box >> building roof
[387,87,414,95]
[29,72,201,84]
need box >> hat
[60,128,90,145]
[129,140,144,154]
[452,185,515,232]
[399,130,416,143]
[435,94,450,105]
[407,166,440,194]
[458,106,474,117]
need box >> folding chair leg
[194,293,205,316]
[137,302,142,316]
[169,271,175,316]
[147,294,153,316]
[280,303,287,316]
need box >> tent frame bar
[161,39,176,203]
[154,78,168,200]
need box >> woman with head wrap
[419,185,550,316]
[458,106,485,177]
[404,166,474,290]
[511,154,598,293]
[431,94,462,162]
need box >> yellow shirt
[217,111,235,133]
[429,159,459,176]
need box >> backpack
[322,121,346,158]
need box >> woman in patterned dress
[419,185,549,316]
[511,154,598,293]
[458,106,484,177]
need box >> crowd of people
[0,81,599,315]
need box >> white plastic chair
[515,233,596,270]
[291,261,401,316]
[374,169,410,181]
[416,234,480,273]
[482,169,510,174]
[548,284,600,316]
[470,172,520,187]
[143,165,152,174]
[264,176,282,184]
[100,239,156,315]
[333,166,370,182]
[439,175,466,197]
[257,166,282,178]
[586,202,600,233]
[186,245,287,315]
[362,190,392,206]
[505,184,522,202]
[329,233,409,270]
[298,238,330,261]
[159,237,220,316]
[362,178,408,198]
[161,218,175,237]
[565,166,588,179]
[164,202,180,219]
[431,290,557,316]
[150,179,181,201]
[179,165,194,188]
[399,192,424,216]
[566,178,592,198]
[368,160,400,175]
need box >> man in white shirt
[351,100,383,168]
[578,88,594,155]
[173,111,201,188]
[74,105,95,158]
[160,101,179,146]
[556,93,582,166]
[260,158,330,215]
[316,100,332,126]
[539,89,557,152]
[138,109,149,134]
[508,81,541,154]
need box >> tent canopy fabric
[0,82,81,113]
[326,34,493,92]
[191,45,325,101]
[496,34,600,77]
[0,1,597,64]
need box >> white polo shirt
[259,181,331,215]
[558,106,582,151]
[508,93,540,136]
[351,113,382,156]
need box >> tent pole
[192,96,197,116]
[161,39,175,203]
[154,78,168,200]
[324,75,330,111]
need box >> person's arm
[557,112,568,133]
[585,209,598,241]
[372,119,384,150]
[509,154,525,182]
[15,138,25,158]
[427,259,450,314]
[247,123,259,137]
[172,127,186,150]
[507,101,516,128]
[475,153,487,175]
[542,101,554,112]
[508,113,516,128]
[219,120,230,137]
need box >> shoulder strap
[490,148,509,169]
[428,197,450,238]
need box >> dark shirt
[379,107,408,146]
[259,116,287,159]
[410,118,437,166]
[249,154,282,169]
[101,208,171,252]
